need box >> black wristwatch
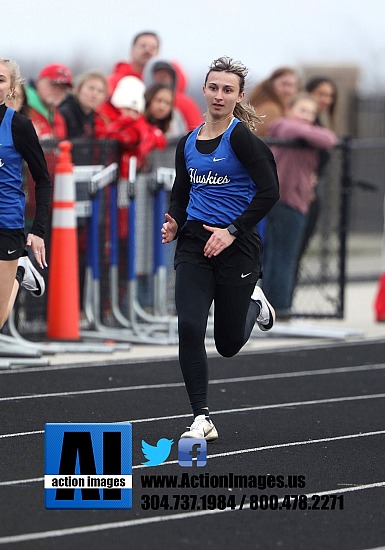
[227,224,239,237]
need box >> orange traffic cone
[46,141,80,339]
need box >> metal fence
[348,94,385,236]
[1,133,384,349]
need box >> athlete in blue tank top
[0,58,51,329]
[161,57,279,442]
[184,117,257,226]
[0,107,25,229]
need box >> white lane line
[0,355,177,375]
[0,382,182,402]
[1,429,385,487]
[0,429,44,439]
[0,477,44,486]
[1,363,385,402]
[1,392,385,441]
[151,429,385,467]
[0,481,385,544]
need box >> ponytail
[234,102,263,133]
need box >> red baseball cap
[38,64,73,86]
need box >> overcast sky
[4,0,385,95]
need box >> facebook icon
[178,438,207,467]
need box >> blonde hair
[288,92,318,109]
[74,70,108,96]
[0,58,24,98]
[204,56,262,132]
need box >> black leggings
[175,262,258,416]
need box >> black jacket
[59,95,95,139]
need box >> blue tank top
[184,118,258,225]
[0,107,25,229]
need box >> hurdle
[79,160,176,344]
[6,163,130,355]
[108,158,178,344]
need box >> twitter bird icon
[141,438,174,466]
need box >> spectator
[99,75,166,234]
[169,60,203,131]
[295,76,339,271]
[262,93,337,319]
[306,76,338,130]
[144,82,186,138]
[5,82,29,116]
[107,31,160,96]
[25,63,72,139]
[247,67,300,136]
[144,59,176,89]
[58,71,109,309]
[144,82,173,133]
[99,75,167,171]
[99,75,167,306]
[59,70,108,139]
[144,57,203,131]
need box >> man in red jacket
[107,31,160,97]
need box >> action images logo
[44,423,132,510]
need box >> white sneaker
[251,285,275,331]
[180,415,218,442]
[18,256,45,297]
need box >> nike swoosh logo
[241,272,252,278]
[7,249,17,254]
[213,157,225,162]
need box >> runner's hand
[26,233,47,269]
[161,213,178,243]
[203,225,235,258]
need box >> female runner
[0,58,51,328]
[162,57,279,440]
